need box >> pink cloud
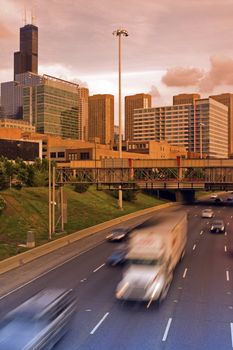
[199,55,233,92]
[161,67,204,87]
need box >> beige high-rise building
[77,87,89,141]
[88,94,114,145]
[133,98,228,158]
[173,93,200,105]
[125,93,151,141]
[210,93,233,156]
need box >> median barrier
[0,202,175,275]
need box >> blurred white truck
[116,212,187,306]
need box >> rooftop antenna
[31,7,36,25]
[24,7,27,26]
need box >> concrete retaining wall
[0,202,174,275]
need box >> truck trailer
[116,211,187,307]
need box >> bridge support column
[175,190,195,204]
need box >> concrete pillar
[175,190,195,204]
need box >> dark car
[215,197,223,203]
[227,196,233,201]
[106,227,131,242]
[210,220,225,233]
[107,246,128,266]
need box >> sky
[1,0,233,124]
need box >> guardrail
[0,202,174,275]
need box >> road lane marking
[193,244,196,251]
[90,312,109,334]
[162,318,173,341]
[0,239,106,301]
[225,246,227,252]
[200,231,203,235]
[225,232,228,236]
[207,221,209,225]
[227,222,230,226]
[226,270,230,281]
[183,268,188,278]
[231,216,233,219]
[93,263,105,273]
[231,323,233,348]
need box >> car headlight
[211,226,214,230]
[221,227,224,231]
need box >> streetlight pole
[200,122,205,159]
[113,28,128,210]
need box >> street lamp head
[113,29,129,37]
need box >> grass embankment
[0,186,165,260]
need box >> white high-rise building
[133,98,228,158]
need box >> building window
[57,152,65,158]
[50,152,56,158]
[80,152,90,160]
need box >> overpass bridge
[51,158,233,231]
[56,158,233,188]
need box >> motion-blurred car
[202,209,214,218]
[210,194,218,199]
[0,288,77,350]
[210,220,225,233]
[215,197,223,203]
[106,227,131,242]
[227,196,233,201]
[106,246,128,266]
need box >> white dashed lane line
[90,312,109,335]
[183,268,188,279]
[192,244,196,251]
[226,270,230,282]
[200,231,203,235]
[225,246,227,252]
[162,318,173,342]
[225,232,228,236]
[93,263,105,273]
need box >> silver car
[0,289,77,350]
[202,209,214,218]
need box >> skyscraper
[23,75,81,140]
[125,93,151,141]
[14,24,38,79]
[88,94,114,145]
[133,98,228,158]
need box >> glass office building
[23,76,80,139]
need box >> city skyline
[1,0,233,122]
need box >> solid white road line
[231,323,233,348]
[183,268,188,279]
[200,231,203,235]
[93,263,105,273]
[226,270,230,282]
[90,312,109,335]
[162,318,173,341]
[0,240,105,301]
[225,246,227,252]
[193,244,196,251]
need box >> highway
[0,198,232,349]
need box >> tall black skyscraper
[14,24,38,79]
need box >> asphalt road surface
[0,198,232,350]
